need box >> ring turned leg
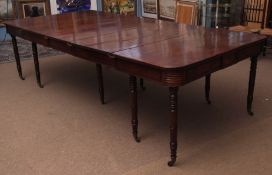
[263,39,267,57]
[32,43,43,88]
[140,78,146,90]
[96,64,105,104]
[129,75,140,142]
[247,56,258,116]
[205,74,211,104]
[11,35,25,80]
[168,87,179,167]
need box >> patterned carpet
[0,38,63,64]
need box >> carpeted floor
[0,38,62,63]
[0,54,272,175]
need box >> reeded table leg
[247,56,258,116]
[140,78,146,90]
[96,64,105,104]
[168,87,179,167]
[205,74,211,104]
[263,39,267,57]
[129,75,140,142]
[32,43,43,88]
[11,35,25,80]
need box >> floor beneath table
[0,54,272,175]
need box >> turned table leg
[96,64,105,104]
[129,75,140,142]
[205,74,211,104]
[168,87,179,166]
[247,56,258,116]
[11,35,25,80]
[31,43,43,88]
[263,39,267,57]
[140,78,146,90]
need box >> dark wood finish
[168,86,178,167]
[205,74,211,104]
[11,35,25,80]
[247,56,258,116]
[266,0,272,27]
[263,39,267,56]
[139,78,146,90]
[32,42,44,88]
[4,11,267,166]
[96,64,105,104]
[129,75,140,143]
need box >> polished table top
[4,10,267,166]
[5,11,266,70]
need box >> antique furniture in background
[229,0,268,32]
[5,11,266,166]
[200,0,231,28]
[228,0,243,26]
[175,0,199,25]
[266,0,272,28]
[228,0,271,55]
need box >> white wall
[49,0,97,15]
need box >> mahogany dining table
[4,11,266,166]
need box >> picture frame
[158,0,176,20]
[102,0,135,15]
[17,0,51,18]
[141,0,158,19]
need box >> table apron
[184,42,264,86]
[115,41,264,87]
[6,25,265,87]
[6,25,115,66]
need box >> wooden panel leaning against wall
[175,1,199,25]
